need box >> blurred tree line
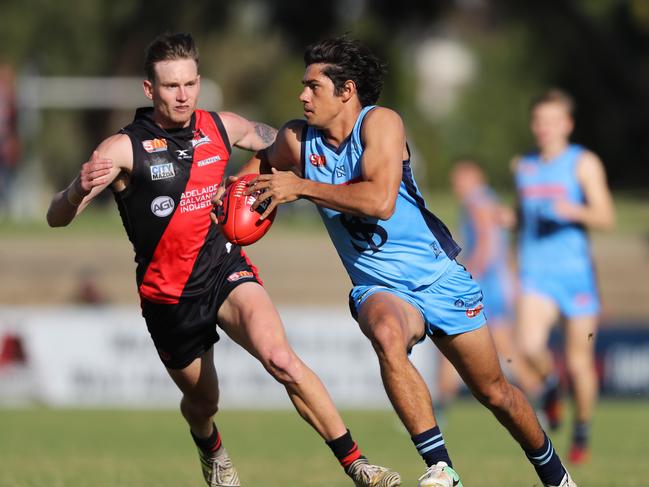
[0,0,647,193]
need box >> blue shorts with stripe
[348,260,487,338]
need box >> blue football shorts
[520,266,600,318]
[348,260,487,338]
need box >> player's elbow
[46,208,70,228]
[364,191,395,220]
[592,205,615,231]
[365,199,395,220]
[599,211,615,231]
[46,211,59,227]
[376,202,396,221]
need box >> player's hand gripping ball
[217,174,276,246]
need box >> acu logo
[339,215,388,254]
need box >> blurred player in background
[234,36,578,487]
[0,62,21,221]
[46,32,399,487]
[513,89,615,463]
[435,160,537,425]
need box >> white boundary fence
[0,306,437,408]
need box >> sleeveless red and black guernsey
[115,107,243,304]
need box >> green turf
[0,399,645,486]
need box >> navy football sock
[524,432,566,486]
[572,421,590,448]
[412,426,453,468]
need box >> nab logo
[309,153,326,167]
[151,196,175,217]
[150,163,175,181]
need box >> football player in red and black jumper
[47,32,400,487]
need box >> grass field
[0,400,646,487]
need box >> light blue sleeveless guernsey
[459,185,513,321]
[515,144,593,276]
[459,186,509,274]
[301,106,460,291]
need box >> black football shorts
[141,250,262,369]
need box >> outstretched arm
[46,134,132,227]
[218,111,277,152]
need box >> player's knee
[473,378,513,412]
[365,318,405,358]
[518,339,542,360]
[565,351,594,377]
[262,346,304,385]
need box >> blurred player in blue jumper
[513,89,615,464]
[435,160,538,425]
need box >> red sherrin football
[217,174,276,246]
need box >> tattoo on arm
[255,123,278,147]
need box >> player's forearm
[46,180,86,227]
[300,179,395,220]
[47,191,79,227]
[580,205,615,230]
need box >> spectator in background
[0,62,21,220]
[73,267,109,306]
[435,159,537,425]
[513,89,615,464]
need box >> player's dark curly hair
[304,36,387,107]
[144,32,199,82]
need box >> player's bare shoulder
[361,107,406,161]
[576,149,608,184]
[361,107,405,144]
[97,134,133,166]
[577,149,604,171]
[95,133,133,192]
[97,133,134,171]
[278,119,306,148]
[266,119,305,172]
[363,106,404,129]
